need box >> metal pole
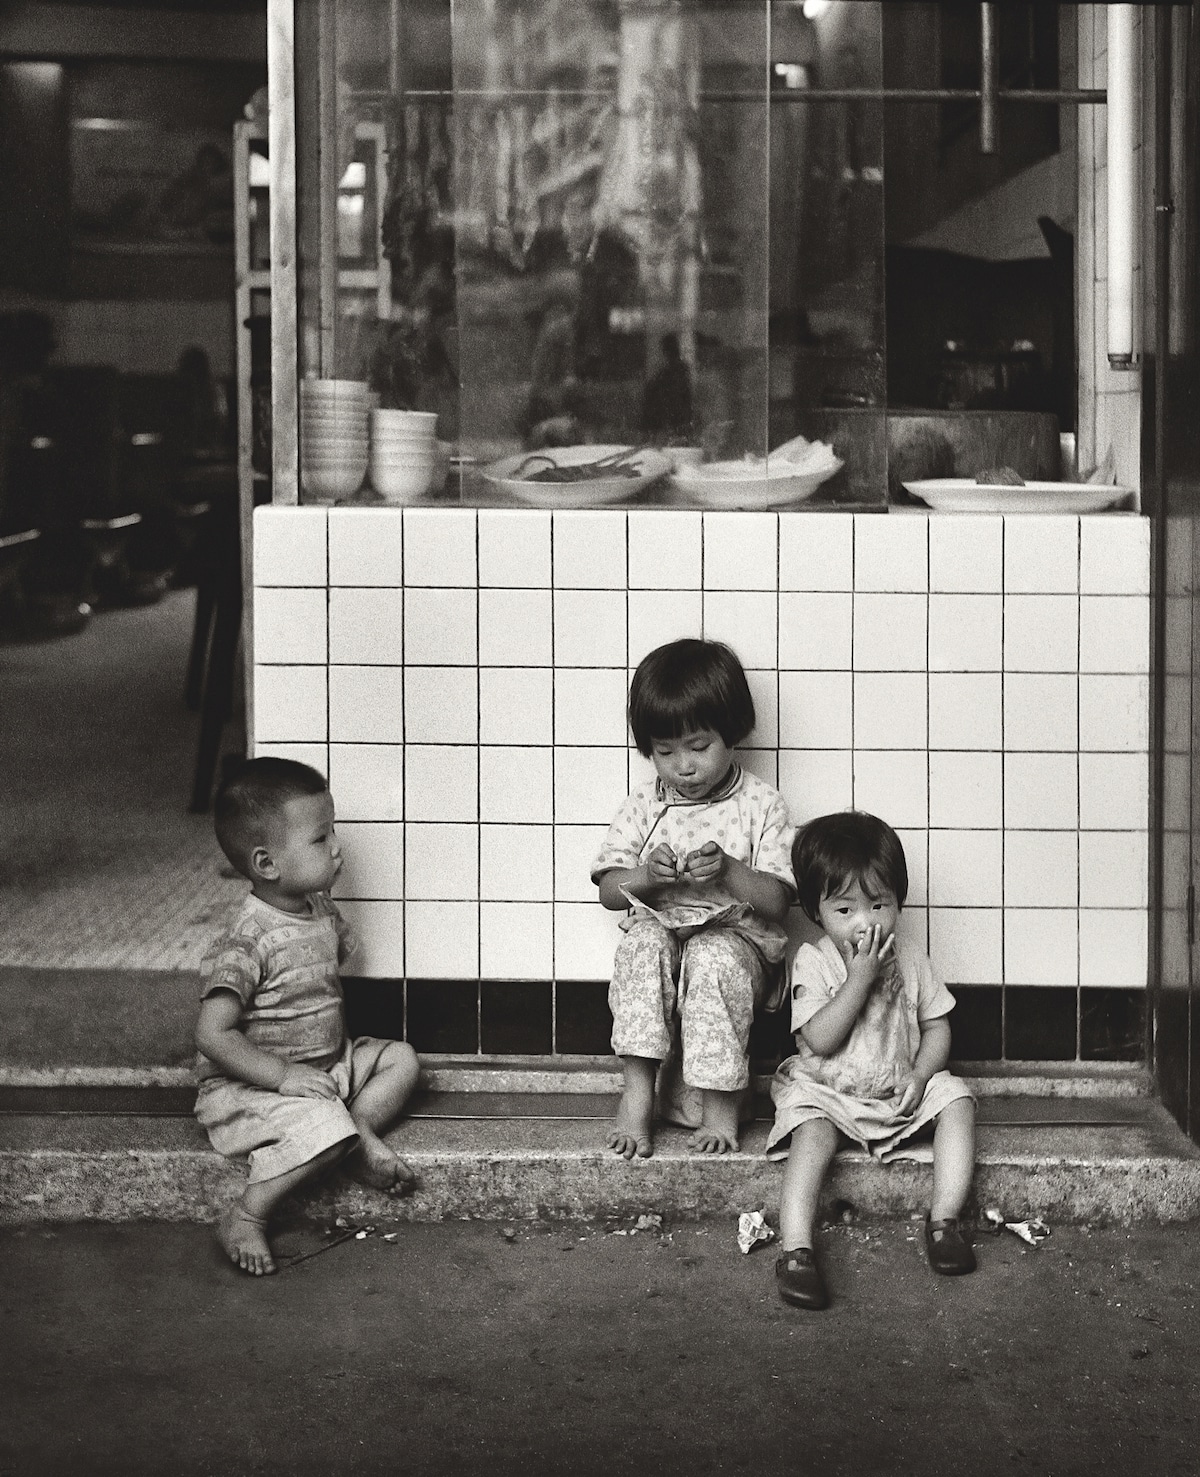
[980,2,999,155]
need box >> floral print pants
[608,920,767,1092]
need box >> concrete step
[2,1063,1197,1228]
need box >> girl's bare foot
[608,1057,656,1159]
[218,1203,275,1276]
[345,1128,416,1194]
[688,1088,740,1153]
[607,1108,653,1160]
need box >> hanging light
[802,1,831,20]
[1107,4,1137,368]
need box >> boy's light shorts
[195,1035,393,1183]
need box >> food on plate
[673,432,841,484]
[509,447,646,483]
[975,466,1026,486]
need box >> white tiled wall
[254,505,1152,995]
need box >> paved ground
[2,1215,1198,1477]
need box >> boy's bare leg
[222,1140,349,1276]
[608,1055,657,1159]
[930,1097,975,1222]
[345,1041,421,1192]
[778,1118,840,1251]
[689,1087,742,1153]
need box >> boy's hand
[841,924,894,987]
[646,844,680,887]
[277,1063,338,1100]
[679,841,728,885]
[896,1070,931,1117]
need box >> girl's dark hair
[791,811,908,922]
[627,639,755,756]
[213,757,328,872]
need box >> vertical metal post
[979,2,998,155]
[268,0,298,505]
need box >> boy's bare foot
[218,1203,275,1276]
[345,1128,417,1194]
[689,1089,741,1153]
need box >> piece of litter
[984,1209,1050,1246]
[633,1214,663,1234]
[984,1207,1006,1232]
[736,1210,775,1255]
[382,1233,398,1244]
[355,1230,368,1240]
[335,1216,349,1229]
[501,1227,516,1241]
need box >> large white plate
[482,444,672,508]
[671,458,842,510]
[904,479,1132,514]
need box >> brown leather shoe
[775,1247,829,1309]
[925,1215,977,1276]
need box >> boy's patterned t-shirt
[196,891,356,1080]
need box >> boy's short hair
[791,810,909,922]
[213,757,328,876]
[627,638,755,756]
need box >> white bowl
[302,443,370,461]
[302,408,369,424]
[303,465,367,499]
[371,463,436,500]
[371,408,437,430]
[301,378,370,396]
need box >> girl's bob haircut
[627,638,755,757]
[791,810,908,923]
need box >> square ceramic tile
[253,505,326,586]
[928,751,1003,829]
[328,507,402,586]
[702,512,778,590]
[928,595,1002,672]
[628,511,701,588]
[479,589,553,666]
[896,827,927,906]
[555,824,610,902]
[553,901,625,980]
[1003,515,1078,593]
[928,673,1002,750]
[330,822,403,900]
[778,512,853,591]
[853,750,928,828]
[478,668,554,745]
[1080,830,1148,909]
[1004,673,1078,751]
[1004,595,1079,672]
[740,749,778,787]
[555,668,630,746]
[779,749,854,823]
[1005,831,1078,908]
[405,667,478,745]
[553,510,626,588]
[1079,596,1150,673]
[480,902,554,979]
[627,589,703,668]
[629,748,656,789]
[480,824,553,901]
[254,665,327,743]
[854,512,927,591]
[329,666,404,743]
[253,587,327,665]
[895,906,928,955]
[404,822,478,900]
[554,746,630,825]
[1079,909,1148,987]
[779,670,852,750]
[328,744,404,821]
[1080,517,1150,593]
[854,593,926,671]
[928,830,1003,907]
[1004,909,1078,986]
[1004,752,1077,829]
[928,908,1003,985]
[405,745,478,822]
[479,746,554,824]
[854,671,927,750]
[779,593,853,670]
[554,589,627,667]
[929,516,1002,592]
[404,588,478,666]
[328,587,403,665]
[254,741,329,777]
[703,590,777,669]
[335,900,405,978]
[478,509,551,587]
[1079,752,1149,829]
[403,506,477,585]
[1079,674,1150,752]
[404,901,478,978]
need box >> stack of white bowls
[369,408,440,502]
[300,379,369,500]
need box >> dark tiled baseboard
[342,978,1148,1066]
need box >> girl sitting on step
[769,810,977,1311]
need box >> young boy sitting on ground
[194,757,419,1276]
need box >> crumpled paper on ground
[984,1208,1051,1245]
[737,1211,776,1255]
